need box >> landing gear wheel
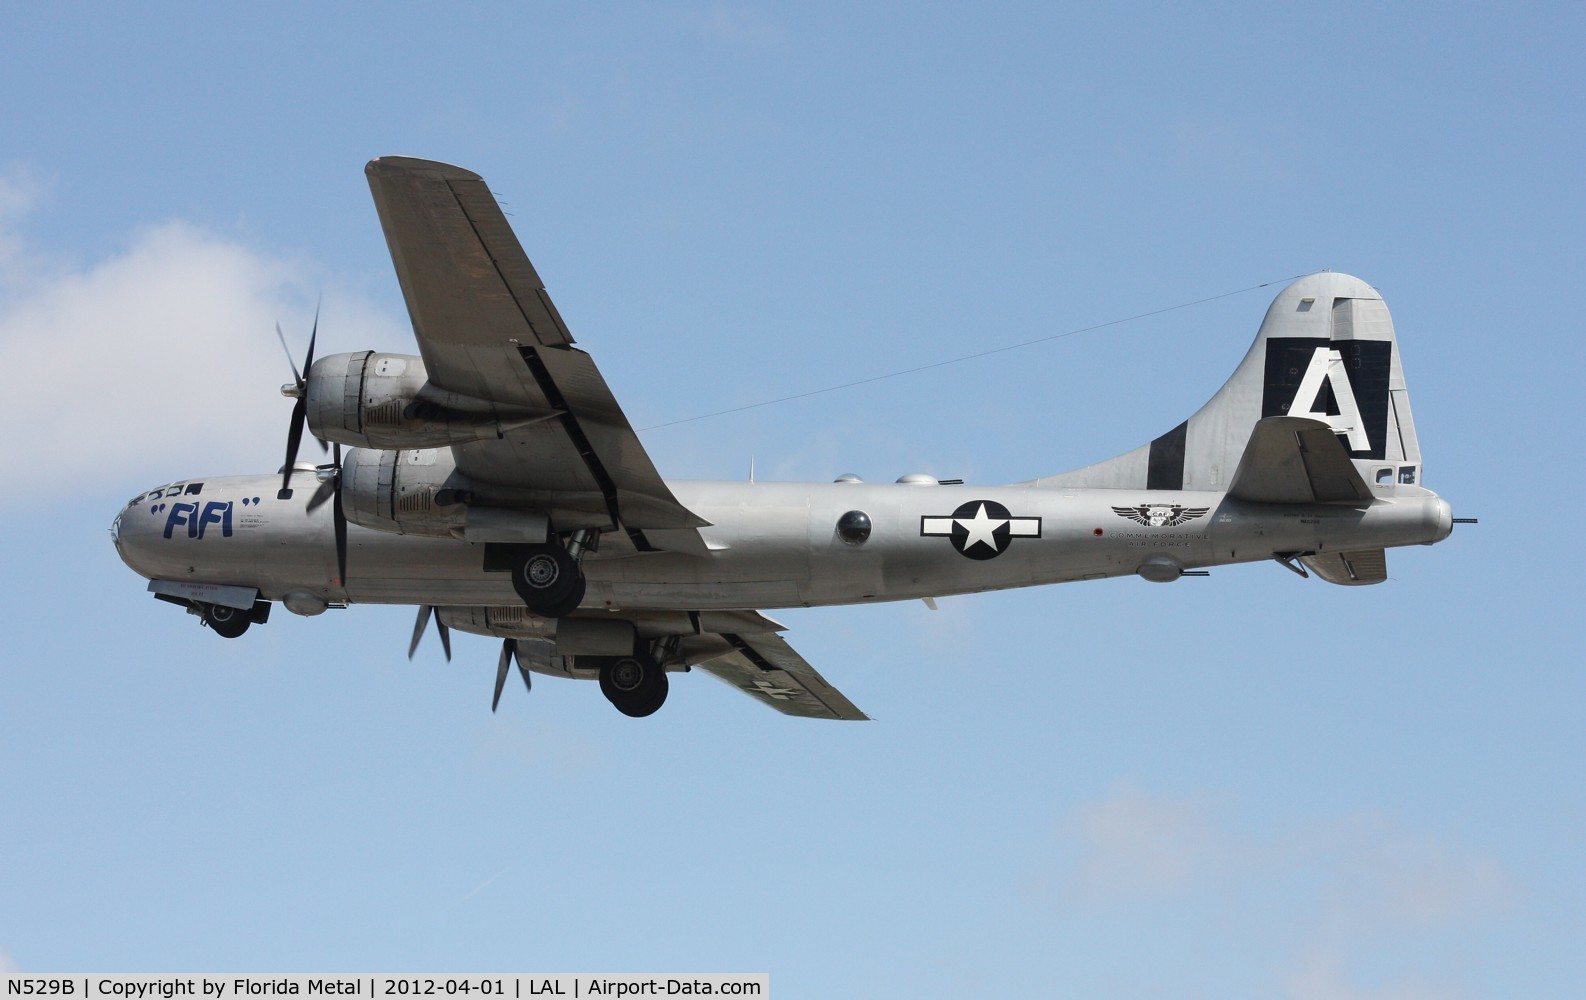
[202,603,251,639]
[599,653,669,717]
[511,543,586,617]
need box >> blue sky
[2,3,1582,996]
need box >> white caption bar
[4,975,769,1000]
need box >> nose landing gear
[201,602,252,638]
[190,599,270,638]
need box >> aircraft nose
[111,493,161,575]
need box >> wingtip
[366,156,483,182]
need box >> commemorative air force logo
[921,501,1041,560]
[1111,504,1210,527]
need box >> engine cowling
[339,447,554,543]
[306,351,540,449]
[340,446,463,538]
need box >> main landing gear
[510,530,594,618]
[596,647,669,718]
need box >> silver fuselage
[112,472,1453,612]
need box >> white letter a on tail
[1289,347,1370,452]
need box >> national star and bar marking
[921,500,1042,559]
[743,679,800,700]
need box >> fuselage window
[1375,468,1393,485]
[837,510,873,545]
[1398,466,1416,485]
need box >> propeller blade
[302,304,319,377]
[408,606,432,660]
[331,444,347,585]
[307,441,340,513]
[492,639,512,712]
[333,495,348,585]
[306,483,334,512]
[278,395,308,499]
[276,305,328,498]
[405,604,453,662]
[303,308,327,454]
[275,322,303,385]
[515,643,532,694]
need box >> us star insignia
[921,500,1042,560]
[744,679,800,700]
[1111,504,1211,527]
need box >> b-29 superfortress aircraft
[112,157,1463,720]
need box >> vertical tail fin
[1033,272,1424,496]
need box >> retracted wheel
[511,543,586,617]
[201,602,251,639]
[599,652,669,717]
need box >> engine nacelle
[340,447,554,543]
[340,446,464,538]
[306,351,540,449]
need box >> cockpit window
[184,482,203,495]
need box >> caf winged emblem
[1111,504,1211,527]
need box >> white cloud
[0,199,406,497]
[687,5,786,50]
[1053,785,1518,997]
[1282,951,1457,1000]
[1311,813,1521,932]
[0,165,45,219]
[0,165,48,288]
[1062,780,1222,896]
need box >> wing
[692,630,869,721]
[365,156,706,552]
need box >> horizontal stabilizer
[1300,548,1387,585]
[1227,416,1372,504]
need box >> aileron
[695,631,869,721]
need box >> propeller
[408,604,452,662]
[492,638,532,712]
[275,307,326,501]
[305,441,348,585]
